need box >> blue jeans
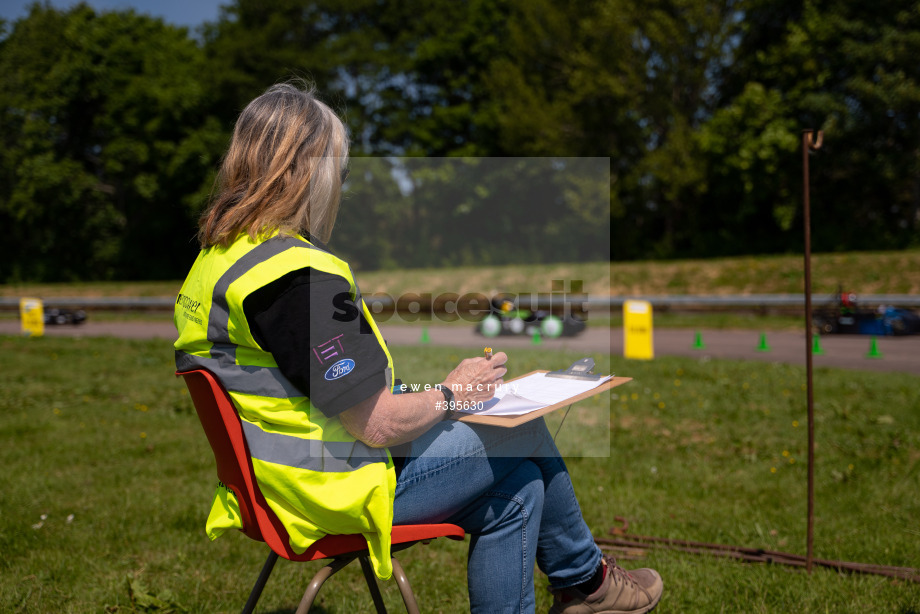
[392,418,602,614]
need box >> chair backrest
[177,368,302,559]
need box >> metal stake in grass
[802,128,823,574]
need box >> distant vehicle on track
[43,308,87,326]
[475,295,587,338]
[812,290,920,336]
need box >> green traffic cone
[756,332,771,352]
[866,336,883,359]
[531,329,542,345]
[812,334,825,356]
[420,327,430,344]
[692,331,705,350]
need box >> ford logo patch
[324,358,356,381]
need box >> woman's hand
[441,351,508,405]
[340,351,509,448]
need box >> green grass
[602,250,920,296]
[3,248,920,300]
[1,336,918,613]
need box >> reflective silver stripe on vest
[175,351,303,399]
[178,236,317,399]
[209,235,314,366]
[240,420,387,472]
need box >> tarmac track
[3,320,918,376]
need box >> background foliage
[2,0,919,281]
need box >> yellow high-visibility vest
[174,231,397,579]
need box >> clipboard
[452,370,631,428]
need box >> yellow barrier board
[623,299,653,360]
[20,297,44,337]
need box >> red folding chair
[176,368,465,614]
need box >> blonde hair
[199,82,349,248]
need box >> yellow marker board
[20,297,45,337]
[623,300,653,360]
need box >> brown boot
[549,556,663,614]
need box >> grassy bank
[3,249,920,299]
[3,250,918,331]
[1,335,917,612]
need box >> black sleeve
[243,268,389,418]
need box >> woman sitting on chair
[173,81,662,614]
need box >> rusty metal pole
[802,129,823,574]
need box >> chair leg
[391,557,420,614]
[242,551,279,614]
[358,555,388,614]
[292,552,424,614]
[295,555,357,614]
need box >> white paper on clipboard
[458,372,613,417]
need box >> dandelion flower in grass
[782,450,790,457]
[770,467,777,474]
[792,420,799,427]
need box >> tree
[203,0,617,268]
[694,82,800,255]
[717,0,920,252]
[479,0,747,259]
[0,3,225,281]
[7,0,915,282]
